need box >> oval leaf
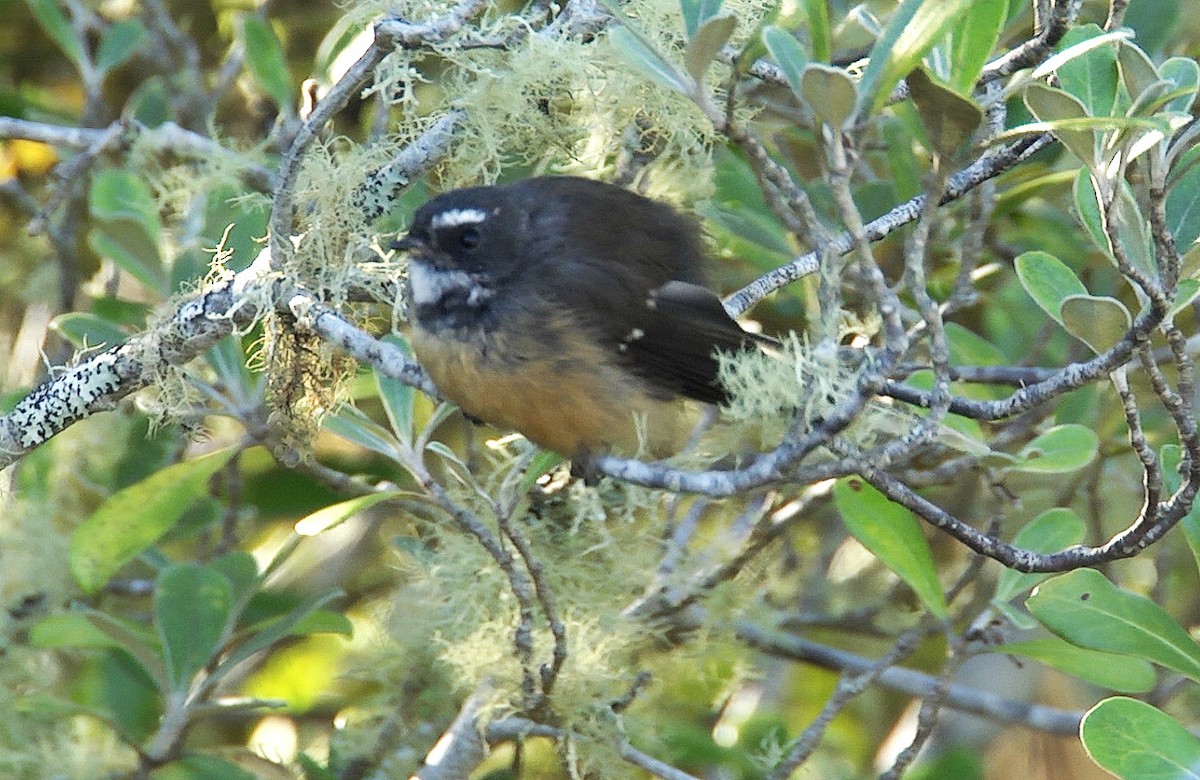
[834,477,948,618]
[802,63,857,129]
[155,564,234,691]
[1161,56,1200,114]
[1081,697,1200,780]
[1060,294,1131,355]
[70,449,237,594]
[683,13,736,84]
[1014,251,1088,327]
[1024,82,1097,166]
[993,508,1085,605]
[1055,24,1119,118]
[50,312,128,350]
[1011,424,1099,474]
[1028,569,1200,683]
[28,0,85,67]
[905,68,982,158]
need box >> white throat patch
[407,261,490,307]
[430,208,489,230]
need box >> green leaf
[150,754,259,780]
[857,0,973,116]
[376,336,416,444]
[683,13,736,84]
[323,404,403,459]
[27,0,85,67]
[89,168,165,293]
[609,25,693,95]
[239,16,293,112]
[999,639,1156,693]
[1118,41,1161,103]
[761,25,808,101]
[209,551,259,606]
[31,612,126,649]
[1055,25,1119,117]
[905,68,982,158]
[803,0,829,63]
[1159,444,1200,576]
[1024,82,1096,166]
[96,19,147,74]
[294,491,401,536]
[1014,251,1088,328]
[291,609,353,638]
[1028,569,1200,683]
[1170,279,1200,319]
[49,312,128,350]
[1060,294,1131,355]
[84,610,169,690]
[91,169,160,236]
[207,591,342,691]
[88,216,166,294]
[1010,424,1099,474]
[1167,152,1200,250]
[155,564,234,690]
[679,0,724,39]
[69,449,237,594]
[944,322,1006,366]
[943,0,1005,93]
[993,508,1085,605]
[1160,56,1199,114]
[1073,169,1155,277]
[802,64,857,129]
[834,477,948,618]
[1081,697,1200,780]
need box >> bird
[391,175,764,458]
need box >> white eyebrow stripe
[431,208,489,229]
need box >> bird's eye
[459,227,482,250]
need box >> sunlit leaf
[294,492,401,536]
[943,0,1005,93]
[1028,569,1200,682]
[70,449,237,594]
[1081,697,1200,780]
[834,477,948,618]
[1055,24,1119,117]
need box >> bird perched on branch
[392,176,765,458]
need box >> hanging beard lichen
[259,313,356,456]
